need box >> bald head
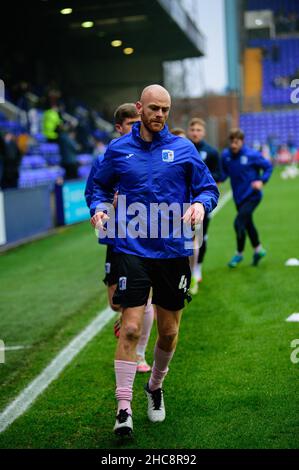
[140,84,171,105]
[136,84,171,138]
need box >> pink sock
[136,301,154,359]
[115,360,137,414]
[149,344,175,391]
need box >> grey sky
[165,0,228,97]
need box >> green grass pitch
[0,169,298,449]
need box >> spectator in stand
[272,68,299,90]
[271,44,280,62]
[272,75,290,89]
[287,135,297,161]
[75,106,93,153]
[10,80,30,111]
[261,46,269,59]
[58,126,79,180]
[42,101,63,143]
[93,129,108,157]
[46,81,62,108]
[0,132,22,189]
[267,134,279,160]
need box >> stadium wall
[171,94,239,148]
[0,180,92,250]
[3,186,53,245]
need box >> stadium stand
[249,38,299,106]
[240,110,299,150]
[0,92,109,189]
[241,1,299,159]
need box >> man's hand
[90,211,110,230]
[251,180,263,190]
[182,202,205,227]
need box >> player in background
[221,128,273,268]
[85,103,154,373]
[170,127,187,137]
[90,85,219,436]
[187,118,221,294]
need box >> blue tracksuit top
[90,122,219,259]
[85,154,104,209]
[221,145,273,206]
[85,154,115,246]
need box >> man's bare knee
[159,331,178,346]
[123,323,141,342]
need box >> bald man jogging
[90,85,219,436]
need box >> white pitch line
[0,346,31,351]
[286,313,299,322]
[0,306,116,434]
[211,190,232,218]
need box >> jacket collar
[230,145,248,158]
[131,121,171,146]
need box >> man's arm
[251,153,273,190]
[256,154,273,184]
[84,156,103,209]
[89,146,118,217]
[186,146,220,223]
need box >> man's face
[136,98,170,133]
[188,124,205,144]
[116,116,140,136]
[229,138,244,154]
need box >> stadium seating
[240,110,299,147]
[19,142,63,188]
[19,167,65,189]
[76,154,93,180]
[19,145,95,188]
[77,165,92,180]
[20,155,47,170]
[0,117,24,135]
[249,38,299,106]
[1,110,97,188]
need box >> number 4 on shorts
[179,275,187,292]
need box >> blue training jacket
[85,154,104,209]
[90,122,219,259]
[221,145,273,206]
[85,154,115,246]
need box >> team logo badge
[240,155,248,165]
[119,277,127,291]
[162,149,174,162]
[105,263,111,274]
[200,151,207,161]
